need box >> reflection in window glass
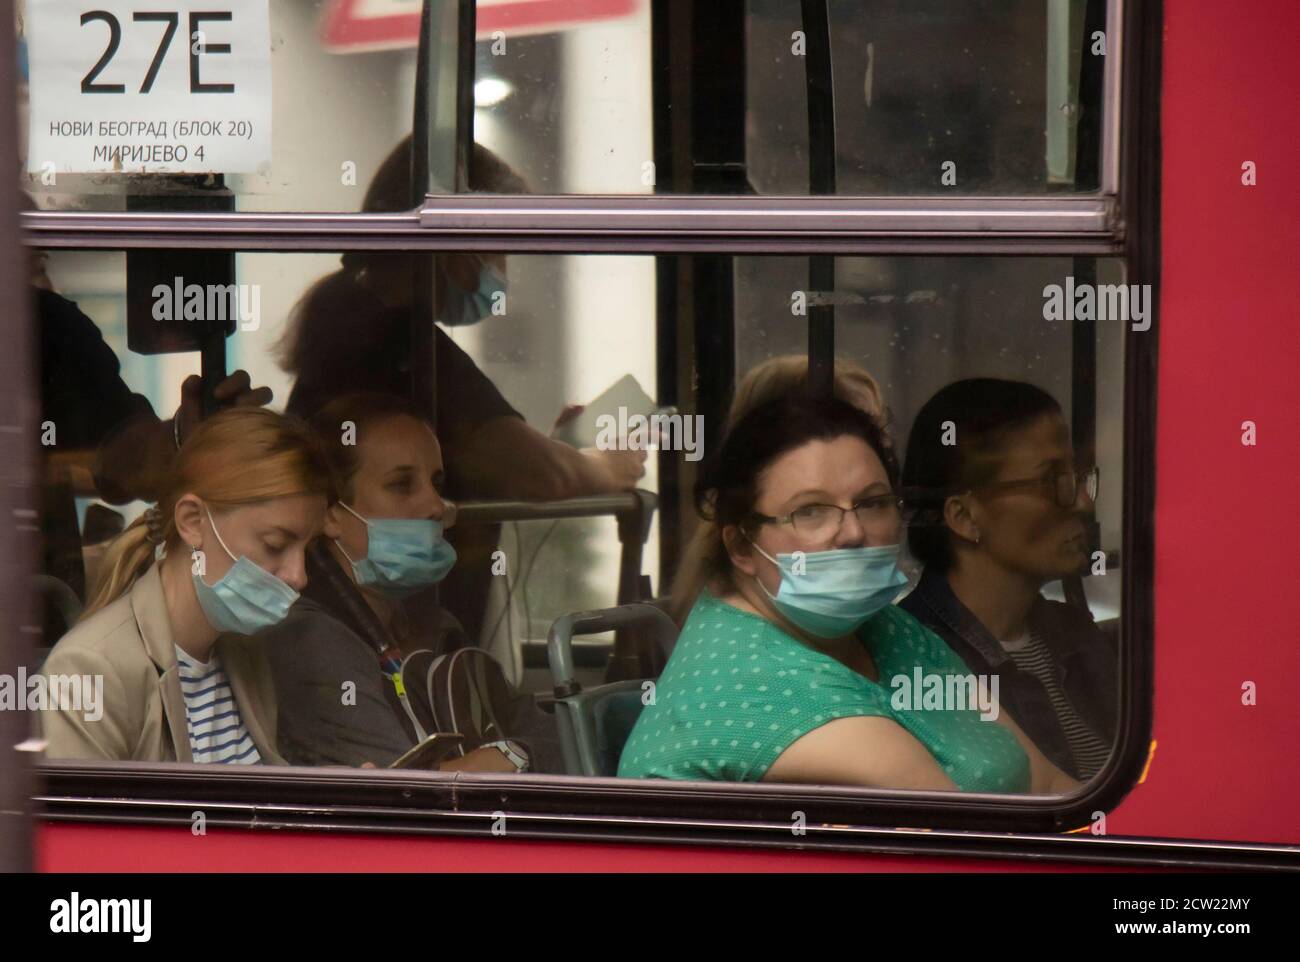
[473,0,1105,195]
[17,0,1103,210]
[29,248,1122,798]
[748,0,1102,193]
[18,0,421,212]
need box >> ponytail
[82,517,156,619]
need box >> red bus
[1,0,1297,873]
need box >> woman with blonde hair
[669,355,890,623]
[41,407,334,763]
[726,355,888,433]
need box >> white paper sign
[26,0,271,174]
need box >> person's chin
[1059,537,1090,570]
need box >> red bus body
[35,0,1300,871]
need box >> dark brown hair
[307,392,432,502]
[669,392,898,620]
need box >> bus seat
[33,574,84,671]
[546,603,678,776]
[37,573,82,631]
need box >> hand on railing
[580,446,648,492]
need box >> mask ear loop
[743,535,784,604]
[749,539,780,567]
[333,539,361,567]
[335,502,370,565]
[339,502,369,525]
[203,506,238,564]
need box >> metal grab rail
[451,490,657,610]
[546,603,678,698]
[545,602,680,776]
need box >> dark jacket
[261,598,413,767]
[38,287,155,603]
[261,547,470,767]
[899,567,1118,779]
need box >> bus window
[461,0,1109,195]
[28,245,1122,795]
[16,0,1107,212]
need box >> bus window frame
[20,0,1161,857]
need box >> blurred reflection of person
[28,201,273,609]
[278,137,646,638]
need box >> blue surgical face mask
[439,263,507,327]
[750,541,909,639]
[192,507,300,634]
[337,503,457,598]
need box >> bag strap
[426,647,514,753]
[304,540,427,739]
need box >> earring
[974,530,982,546]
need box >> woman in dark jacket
[260,393,468,767]
[899,378,1118,781]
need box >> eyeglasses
[973,466,1099,509]
[750,495,903,542]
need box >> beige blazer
[41,564,285,764]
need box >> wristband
[483,739,529,772]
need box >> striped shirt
[174,646,262,765]
[1000,631,1111,779]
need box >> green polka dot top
[617,592,1030,792]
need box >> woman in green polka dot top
[618,393,1079,795]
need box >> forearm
[452,417,619,501]
[94,414,176,504]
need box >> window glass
[29,245,1125,800]
[733,255,1125,570]
[17,0,1106,213]
[18,0,424,212]
[747,0,1105,193]
[465,0,1109,196]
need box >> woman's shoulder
[682,592,788,642]
[260,599,373,667]
[862,603,971,674]
[44,591,144,674]
[675,592,821,665]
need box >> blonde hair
[83,407,334,618]
[668,356,890,623]
[728,355,887,432]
